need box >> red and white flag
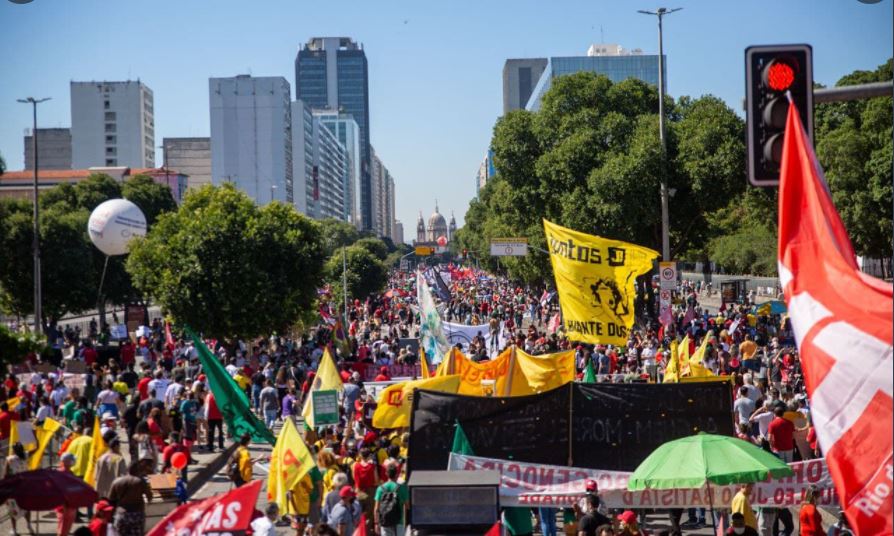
[146,479,262,536]
[777,101,892,535]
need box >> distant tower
[416,211,426,243]
[427,202,448,242]
[448,211,457,241]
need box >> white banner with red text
[448,453,839,510]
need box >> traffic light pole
[814,81,892,103]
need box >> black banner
[571,382,734,470]
[409,385,570,472]
[409,382,733,472]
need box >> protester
[726,512,759,536]
[250,502,280,536]
[798,486,824,536]
[108,460,154,536]
[731,483,757,531]
[374,463,408,536]
[329,486,362,536]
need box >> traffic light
[745,44,813,187]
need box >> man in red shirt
[767,406,795,462]
[205,392,224,452]
[137,371,152,401]
[119,340,135,366]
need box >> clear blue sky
[1,0,891,238]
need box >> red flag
[146,479,262,536]
[777,101,892,535]
[164,321,175,351]
[484,521,502,536]
[353,514,367,536]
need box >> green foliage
[325,245,388,301]
[815,59,893,260]
[318,218,361,257]
[0,152,5,175]
[353,237,388,260]
[0,324,50,369]
[463,72,746,283]
[123,174,178,227]
[126,184,324,340]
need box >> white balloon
[87,199,147,256]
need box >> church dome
[428,210,447,230]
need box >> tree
[325,245,388,302]
[123,174,178,227]
[462,72,746,284]
[0,151,5,175]
[815,59,893,263]
[126,184,324,340]
[353,237,389,260]
[318,218,361,257]
[0,324,50,369]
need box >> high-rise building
[385,171,395,240]
[24,128,72,170]
[523,44,663,111]
[295,37,372,229]
[392,221,404,245]
[502,58,548,113]
[291,100,315,215]
[71,80,155,168]
[162,137,211,190]
[311,113,347,220]
[315,110,361,226]
[209,75,293,204]
[476,148,495,194]
[370,147,385,236]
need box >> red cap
[730,358,740,368]
[617,510,637,524]
[96,499,115,513]
[339,485,356,499]
[198,374,207,382]
[584,479,597,492]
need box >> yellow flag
[5,396,21,410]
[420,347,431,379]
[28,418,62,470]
[543,219,658,345]
[687,335,716,378]
[8,419,18,456]
[83,415,107,487]
[678,336,691,376]
[372,375,461,429]
[268,418,316,515]
[301,348,344,428]
[508,348,576,396]
[664,340,679,383]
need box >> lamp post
[638,7,681,261]
[271,184,277,204]
[17,96,51,334]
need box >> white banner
[448,453,839,510]
[442,321,508,357]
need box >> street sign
[489,237,528,257]
[415,246,435,256]
[659,289,672,323]
[659,261,677,290]
[312,389,339,425]
[400,259,410,271]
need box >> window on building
[105,158,117,166]
[105,123,116,133]
[105,135,116,144]
[104,100,110,110]
[106,147,116,155]
[105,111,116,121]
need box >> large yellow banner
[543,219,658,346]
[439,347,575,396]
[372,375,461,429]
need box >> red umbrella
[0,469,98,510]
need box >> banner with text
[448,453,839,510]
[543,219,658,346]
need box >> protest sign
[409,382,733,473]
[448,453,839,510]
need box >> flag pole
[342,247,349,325]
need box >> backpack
[227,449,242,481]
[376,486,401,527]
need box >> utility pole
[17,97,51,334]
[342,246,349,325]
[639,7,681,261]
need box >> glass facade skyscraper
[295,37,372,230]
[525,54,665,111]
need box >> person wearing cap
[88,499,115,536]
[576,493,610,536]
[725,512,759,535]
[616,510,648,535]
[329,485,362,536]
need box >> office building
[209,75,293,204]
[71,80,155,168]
[291,100,315,215]
[315,110,361,225]
[0,166,187,203]
[24,128,72,170]
[502,58,548,113]
[369,148,396,239]
[393,221,404,245]
[162,137,211,190]
[291,101,350,220]
[476,148,495,193]
[311,113,348,220]
[523,44,663,111]
[295,37,372,229]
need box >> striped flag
[777,101,892,535]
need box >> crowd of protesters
[0,265,846,536]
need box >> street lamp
[17,96,51,334]
[271,184,277,204]
[638,7,681,261]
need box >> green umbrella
[628,432,794,531]
[628,432,793,490]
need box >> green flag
[186,327,276,445]
[451,421,474,455]
[583,359,597,384]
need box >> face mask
[733,528,745,535]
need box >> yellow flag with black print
[544,219,658,346]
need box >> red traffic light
[763,60,796,92]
